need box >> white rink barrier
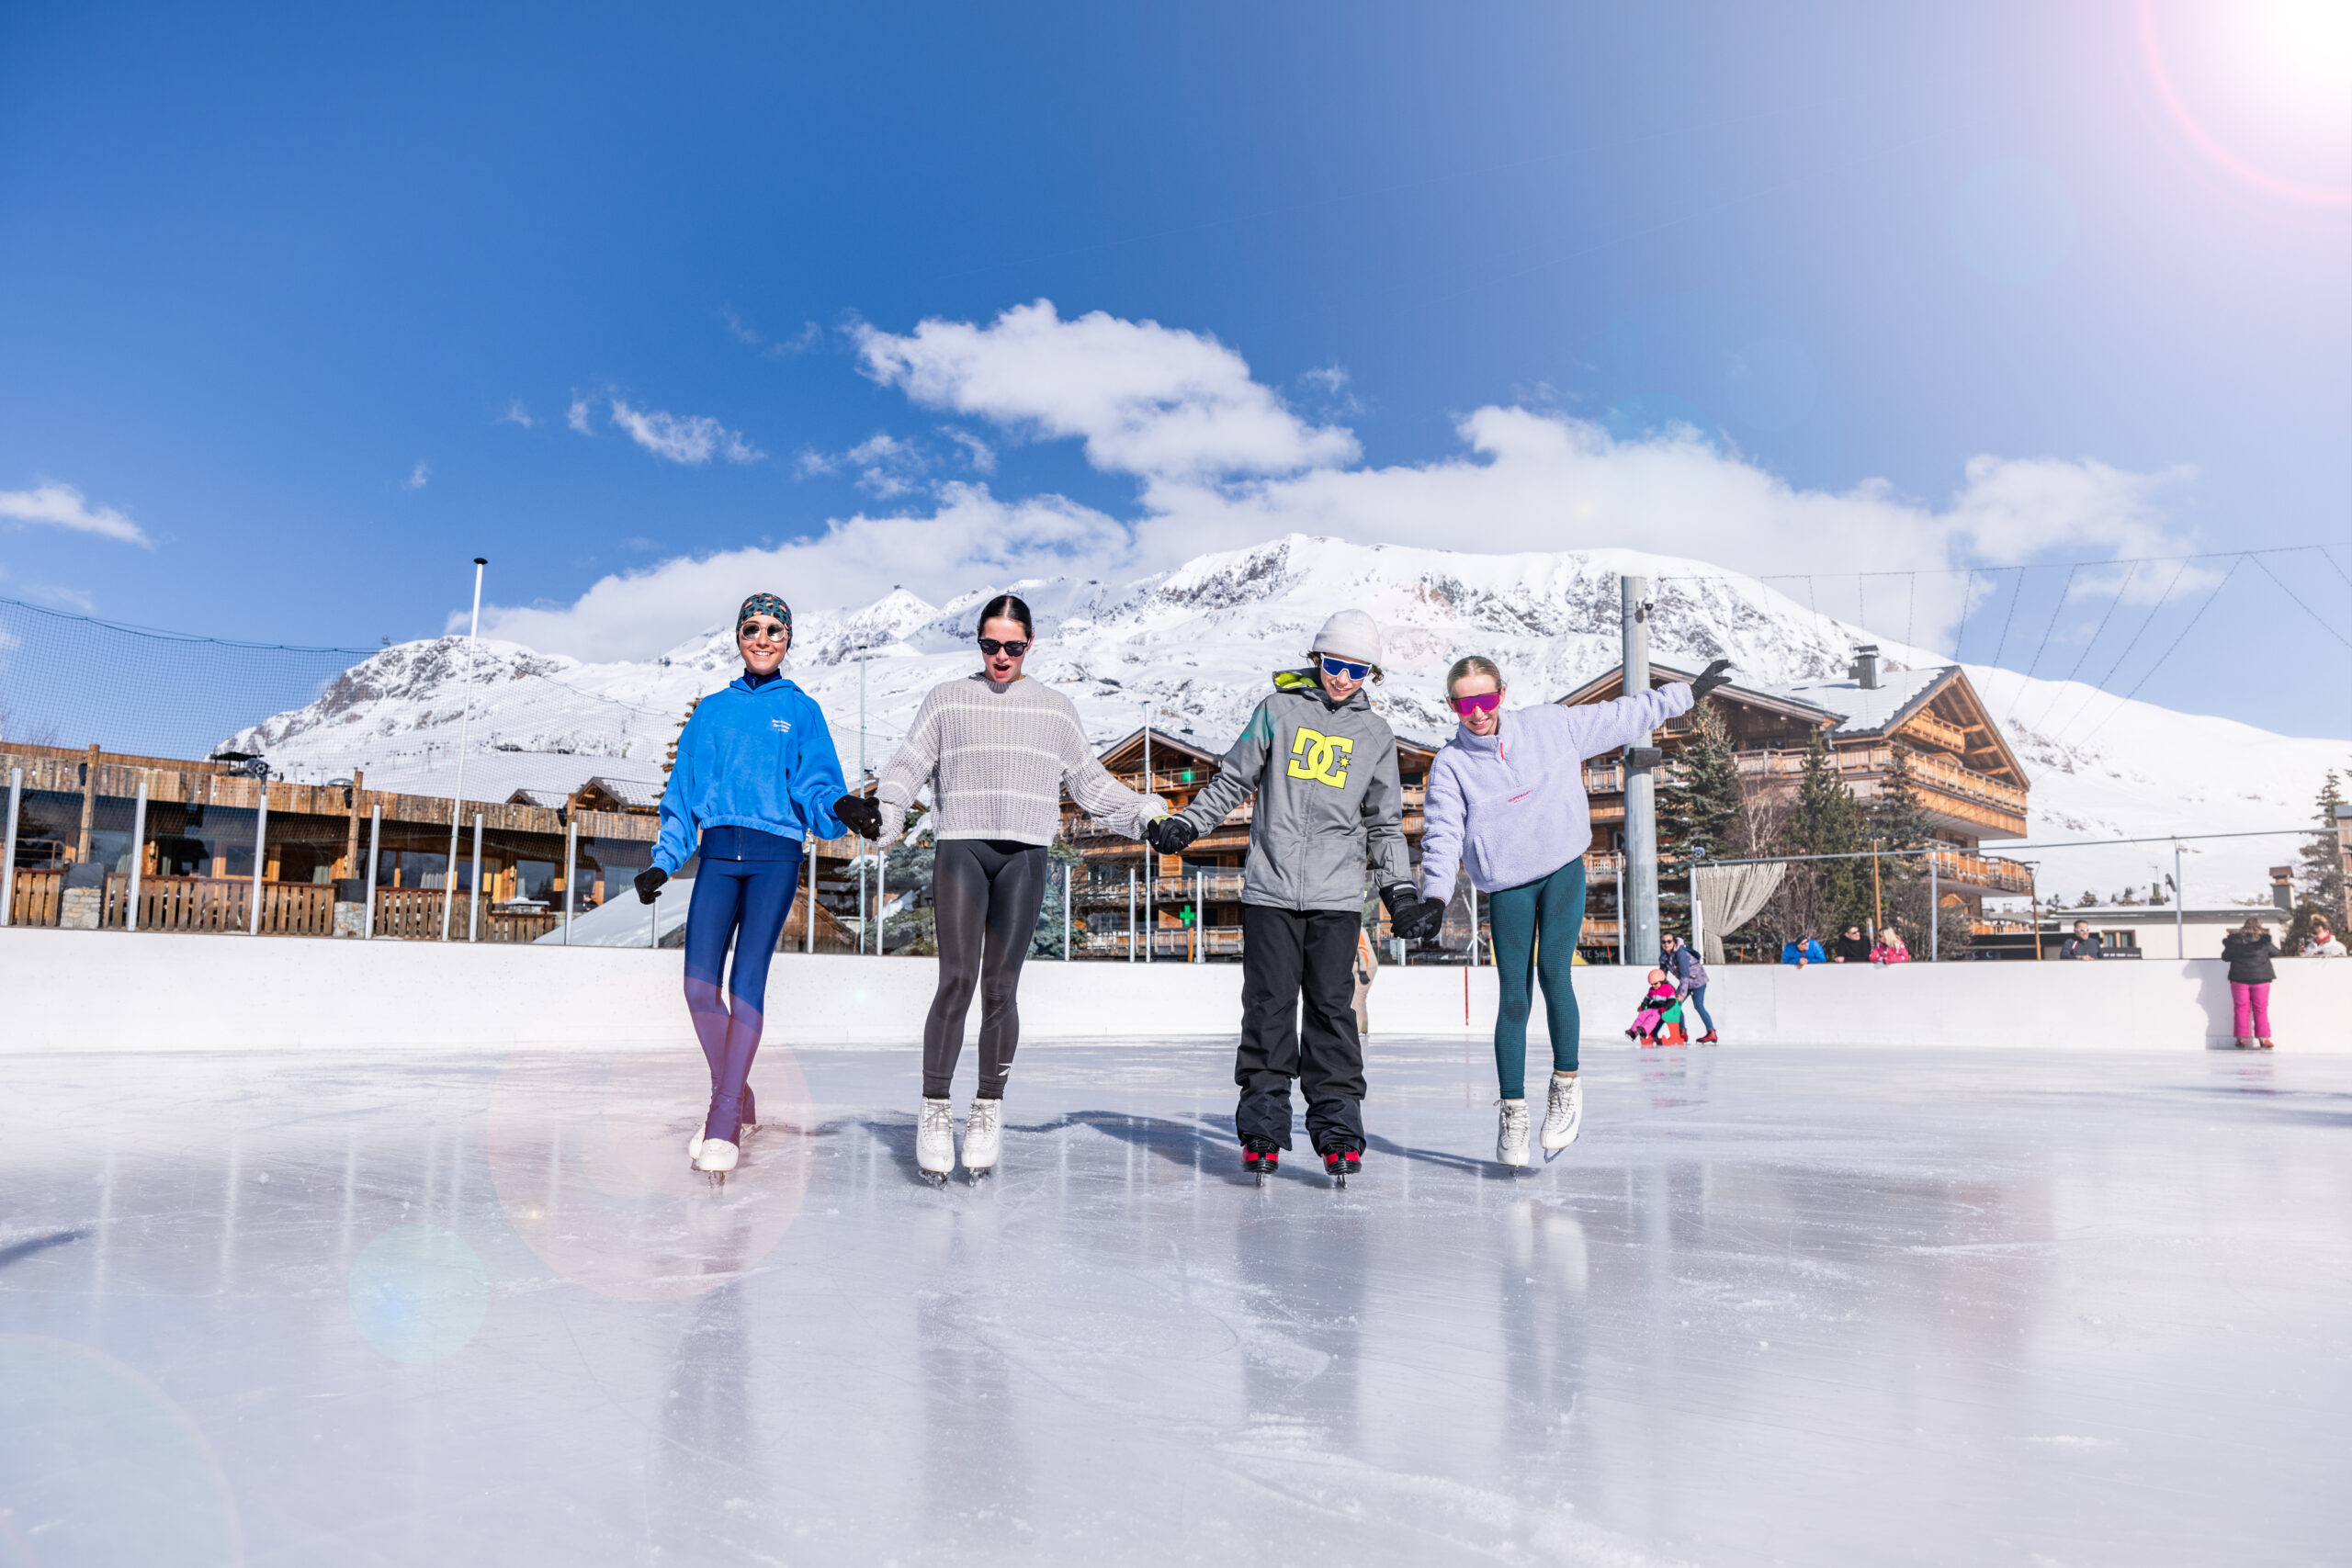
[1,927,2346,1054]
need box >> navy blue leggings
[682,853,803,1144]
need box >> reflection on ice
[2,1041,2347,1565]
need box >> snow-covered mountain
[224,535,2346,906]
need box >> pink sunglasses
[1450,692,1502,716]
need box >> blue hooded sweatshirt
[652,672,849,874]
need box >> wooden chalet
[0,739,854,943]
[1057,725,1438,960]
[1554,646,2033,953]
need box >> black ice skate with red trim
[1241,1140,1279,1185]
[1322,1148,1362,1188]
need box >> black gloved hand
[1143,815,1198,855]
[633,865,669,905]
[833,794,883,840]
[1384,884,1447,942]
[1689,658,1734,702]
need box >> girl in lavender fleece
[1418,655,1732,1167]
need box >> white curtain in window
[1695,863,1785,966]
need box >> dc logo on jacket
[1287,728,1353,787]
[769,718,793,734]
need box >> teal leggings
[1487,856,1587,1098]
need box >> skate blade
[965,1167,994,1185]
[703,1171,728,1189]
[920,1169,949,1189]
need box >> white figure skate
[1541,1074,1583,1158]
[960,1096,1002,1181]
[1495,1099,1531,1168]
[695,1139,739,1183]
[917,1097,955,1187]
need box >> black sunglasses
[978,637,1031,657]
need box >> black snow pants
[1234,904,1366,1155]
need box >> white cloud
[479,305,2199,662]
[856,299,1358,479]
[0,482,150,546]
[798,432,933,497]
[608,400,764,466]
[723,310,824,358]
[479,483,1125,656]
[403,461,432,491]
[941,427,996,473]
[498,400,534,429]
[567,397,594,435]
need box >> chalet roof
[507,787,571,808]
[582,775,664,811]
[1095,727,1225,770]
[1780,666,1952,738]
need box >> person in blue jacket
[633,592,848,1177]
[1780,933,1826,967]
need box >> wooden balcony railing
[1928,848,2035,897]
[6,868,62,927]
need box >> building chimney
[2270,865,2293,911]
[1850,644,1881,690]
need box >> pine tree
[1659,699,1741,863]
[2296,769,2346,928]
[1782,728,1870,939]
[662,696,703,781]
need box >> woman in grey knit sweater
[835,594,1165,1184]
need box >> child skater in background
[635,592,848,1179]
[1626,970,1682,1045]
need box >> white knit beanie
[1310,609,1382,667]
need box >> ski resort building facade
[1555,648,2033,956]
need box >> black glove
[1690,658,1734,702]
[1143,815,1198,855]
[833,794,883,840]
[633,865,668,905]
[1384,884,1447,942]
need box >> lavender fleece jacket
[1418,682,1695,898]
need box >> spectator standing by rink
[2222,916,2279,1050]
[2061,919,2103,961]
[1657,931,1716,1043]
[1871,924,1911,964]
[2300,919,2345,957]
[1781,932,1826,966]
[1416,650,1734,1168]
[1830,923,1872,964]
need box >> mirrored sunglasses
[1450,692,1502,715]
[1317,654,1371,681]
[739,620,788,641]
[978,637,1031,657]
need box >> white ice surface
[4,1040,2348,1565]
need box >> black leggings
[923,838,1049,1100]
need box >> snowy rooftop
[1779,664,1949,736]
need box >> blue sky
[2,1,2346,738]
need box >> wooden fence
[7,868,62,927]
[368,886,556,943]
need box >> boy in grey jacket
[1146,611,1444,1180]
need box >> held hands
[633,866,669,905]
[833,794,883,840]
[1690,658,1734,702]
[1143,815,1198,855]
[1384,883,1447,942]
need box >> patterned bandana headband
[737,592,792,640]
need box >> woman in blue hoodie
[634,592,849,1176]
[1417,654,1730,1168]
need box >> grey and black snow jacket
[1177,669,1414,913]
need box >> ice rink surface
[4,1038,2348,1567]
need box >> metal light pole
[365,805,381,940]
[441,557,487,942]
[1619,575,1660,967]
[562,818,576,946]
[126,773,148,931]
[2175,841,2185,960]
[858,645,869,956]
[248,787,269,936]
